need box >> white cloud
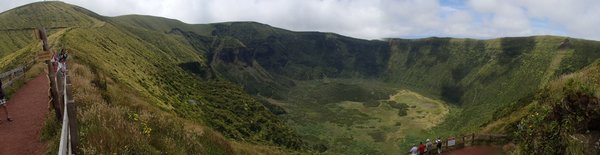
[443,10,475,36]
[0,0,599,40]
[516,0,600,39]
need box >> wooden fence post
[9,71,14,82]
[57,67,65,118]
[65,74,80,155]
[444,138,447,151]
[462,135,465,147]
[472,133,475,146]
[46,60,61,120]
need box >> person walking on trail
[58,49,68,63]
[426,139,433,155]
[418,142,426,155]
[55,49,68,74]
[409,144,418,155]
[0,81,13,124]
[436,137,443,154]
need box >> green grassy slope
[1,1,308,153]
[0,1,105,29]
[111,13,600,152]
[179,23,600,150]
[111,15,214,36]
[386,37,558,131]
[485,59,600,154]
[383,36,600,136]
[3,1,600,154]
[519,60,600,154]
[64,7,308,152]
[182,22,600,133]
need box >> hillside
[2,1,600,154]
[482,59,600,154]
[159,19,600,152]
[1,2,307,154]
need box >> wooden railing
[406,133,510,154]
[440,133,511,151]
[0,66,25,89]
[48,60,80,155]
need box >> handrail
[0,66,26,89]
[0,66,24,78]
[50,59,79,155]
[57,62,70,155]
[439,133,510,152]
[406,133,510,155]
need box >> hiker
[56,49,68,74]
[409,144,418,155]
[426,139,433,155]
[58,49,68,63]
[436,137,443,154]
[0,81,12,124]
[418,142,426,155]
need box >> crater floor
[266,79,449,154]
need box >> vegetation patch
[276,79,449,154]
[516,63,600,154]
[386,101,409,117]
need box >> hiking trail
[0,74,50,155]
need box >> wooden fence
[0,66,25,89]
[48,60,80,155]
[439,133,511,152]
[34,26,80,155]
[406,134,510,154]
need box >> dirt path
[444,146,500,155]
[0,74,50,155]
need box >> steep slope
[62,5,308,152]
[0,1,104,68]
[3,1,600,154]
[176,21,600,130]
[517,60,600,154]
[111,13,600,153]
[484,59,600,154]
[111,15,214,36]
[0,1,105,29]
[1,1,308,153]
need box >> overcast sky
[1,0,599,40]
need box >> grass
[54,7,307,150]
[4,1,600,154]
[271,79,449,154]
[497,60,600,154]
[39,60,290,154]
[107,9,600,154]
[60,62,235,154]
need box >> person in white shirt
[409,144,418,155]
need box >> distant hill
[1,1,600,154]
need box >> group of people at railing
[407,134,509,155]
[409,138,443,155]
